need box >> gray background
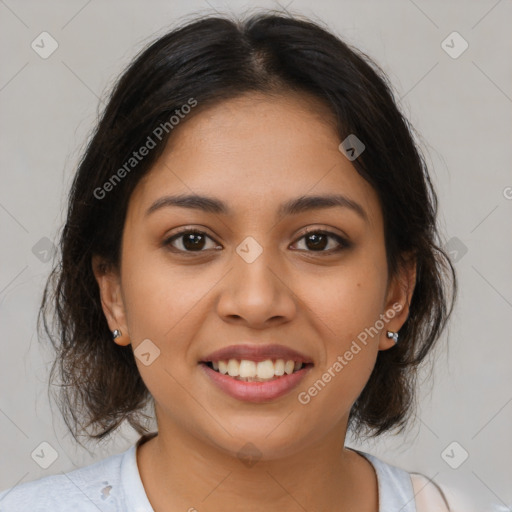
[0,0,511,510]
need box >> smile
[205,358,309,381]
[199,359,314,402]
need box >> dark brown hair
[39,10,457,446]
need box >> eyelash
[162,227,350,255]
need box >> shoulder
[0,448,127,512]
[352,448,452,512]
[410,472,451,512]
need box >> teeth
[209,358,305,379]
[218,360,228,375]
[227,359,239,377]
[239,360,256,378]
[256,360,275,379]
[284,360,295,375]
[274,359,285,376]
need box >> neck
[136,417,378,511]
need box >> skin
[92,91,416,512]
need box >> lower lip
[199,363,313,403]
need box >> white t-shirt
[0,435,450,512]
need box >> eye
[162,227,350,255]
[163,229,221,253]
[291,228,350,253]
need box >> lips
[199,361,313,403]
[198,343,314,402]
[199,343,314,364]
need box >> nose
[215,242,297,329]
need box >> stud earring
[112,329,122,340]
[386,331,399,344]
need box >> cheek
[120,251,206,410]
[300,254,387,343]
[293,256,386,410]
[120,246,223,392]
[296,283,381,428]
[121,244,206,336]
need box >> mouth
[198,357,314,403]
[197,343,314,402]
[200,359,314,382]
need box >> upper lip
[200,344,314,364]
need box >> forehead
[127,92,382,229]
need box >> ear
[378,252,417,351]
[91,254,130,346]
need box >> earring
[386,331,399,344]
[112,329,122,340]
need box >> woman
[0,11,457,511]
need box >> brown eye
[163,230,220,253]
[163,228,350,255]
[292,230,349,253]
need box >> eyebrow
[145,193,368,222]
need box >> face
[93,91,415,460]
